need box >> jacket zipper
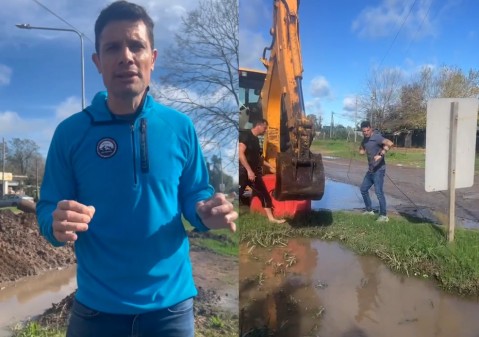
[140,118,149,173]
[131,122,137,185]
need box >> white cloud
[343,96,358,112]
[1,0,199,51]
[352,0,435,39]
[305,98,323,116]
[0,95,85,156]
[0,110,53,155]
[310,76,331,98]
[0,64,12,86]
[55,96,81,120]
[239,30,269,69]
[238,0,271,70]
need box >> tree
[363,67,404,131]
[207,155,235,193]
[153,0,239,147]
[307,114,322,132]
[389,83,426,130]
[436,66,479,98]
[6,138,40,176]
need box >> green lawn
[311,138,478,173]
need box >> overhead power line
[403,0,433,57]
[31,0,94,44]
[378,0,419,68]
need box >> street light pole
[217,144,224,193]
[16,23,85,109]
[204,141,225,192]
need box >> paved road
[322,156,479,228]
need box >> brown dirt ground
[0,210,75,284]
[0,209,238,330]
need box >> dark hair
[94,1,154,54]
[252,118,268,127]
[360,120,371,129]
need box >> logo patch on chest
[96,138,117,159]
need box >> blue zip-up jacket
[36,91,214,314]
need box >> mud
[0,210,238,333]
[0,210,75,284]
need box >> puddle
[240,238,479,337]
[312,178,404,211]
[313,179,479,229]
[0,266,77,336]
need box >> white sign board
[425,98,478,192]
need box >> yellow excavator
[239,0,324,215]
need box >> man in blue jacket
[36,1,237,336]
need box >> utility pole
[1,138,5,196]
[370,93,375,126]
[354,96,358,142]
[330,111,334,139]
[218,145,224,192]
[35,158,39,201]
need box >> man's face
[92,20,157,100]
[361,126,373,138]
[258,122,268,135]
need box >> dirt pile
[0,210,75,284]
[0,210,238,334]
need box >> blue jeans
[360,168,387,216]
[66,298,194,337]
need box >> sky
[0,0,240,176]
[1,0,478,173]
[239,0,479,128]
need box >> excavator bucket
[274,151,325,201]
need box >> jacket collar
[85,88,154,122]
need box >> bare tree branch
[152,0,239,160]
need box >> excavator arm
[260,0,324,201]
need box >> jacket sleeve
[179,120,214,232]
[36,123,77,246]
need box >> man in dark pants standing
[359,120,394,222]
[239,119,285,223]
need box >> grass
[184,218,239,257]
[0,206,22,214]
[193,233,238,257]
[311,138,479,173]
[195,313,238,337]
[12,322,63,337]
[239,211,479,297]
[312,139,426,168]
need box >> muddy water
[312,179,403,212]
[240,238,479,337]
[0,266,76,336]
[313,179,479,229]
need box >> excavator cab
[239,68,266,131]
[239,68,325,202]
